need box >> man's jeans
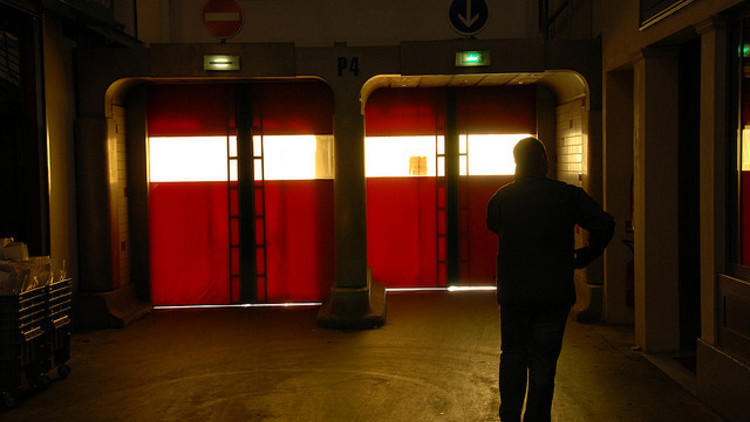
[498,304,570,422]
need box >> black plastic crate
[46,278,71,376]
[0,286,49,406]
[0,286,47,357]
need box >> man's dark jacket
[487,176,614,307]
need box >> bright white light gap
[148,135,334,182]
[385,286,496,292]
[154,302,323,310]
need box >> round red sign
[202,0,244,39]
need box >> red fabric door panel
[365,88,445,136]
[148,81,333,137]
[264,179,335,302]
[364,87,534,287]
[149,182,229,305]
[365,86,536,136]
[457,85,536,134]
[148,84,233,137]
[365,175,514,287]
[462,175,514,284]
[148,84,232,305]
[147,82,335,305]
[366,177,439,287]
[251,82,334,135]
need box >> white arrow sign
[458,0,479,27]
[449,0,488,36]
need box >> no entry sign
[202,0,244,39]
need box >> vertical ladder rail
[254,101,269,303]
[237,85,258,304]
[444,88,460,285]
[227,86,269,303]
[458,134,471,283]
[227,94,240,303]
[465,135,471,282]
[436,133,447,286]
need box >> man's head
[513,136,548,178]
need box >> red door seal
[202,0,244,40]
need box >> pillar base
[73,283,152,331]
[317,272,386,329]
[572,278,603,322]
[697,339,750,422]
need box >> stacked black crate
[46,277,71,379]
[0,285,48,407]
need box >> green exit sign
[455,50,490,67]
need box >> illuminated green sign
[455,50,490,67]
[204,55,241,71]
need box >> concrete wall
[113,0,137,38]
[603,68,635,325]
[555,99,585,187]
[632,48,680,353]
[43,14,79,290]
[556,97,595,296]
[110,104,129,288]
[123,85,150,301]
[594,1,742,332]
[536,84,557,178]
[592,1,748,419]
[136,0,539,45]
[134,0,170,43]
[593,0,744,72]
[71,36,600,323]
[34,0,750,417]
[545,0,594,40]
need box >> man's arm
[573,187,615,268]
[487,193,501,235]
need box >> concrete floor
[1,291,723,421]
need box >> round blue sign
[449,0,489,36]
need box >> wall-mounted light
[204,55,240,71]
[455,50,490,67]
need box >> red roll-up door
[148,81,334,305]
[365,86,535,287]
[148,84,232,305]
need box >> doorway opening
[677,37,702,371]
[364,84,536,288]
[146,80,334,306]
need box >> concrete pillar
[125,86,151,301]
[587,105,604,208]
[536,85,557,177]
[73,48,152,330]
[584,103,605,285]
[317,83,385,329]
[633,48,680,353]
[573,90,607,322]
[696,18,728,346]
[333,85,368,290]
[74,111,151,330]
[603,69,635,324]
[75,116,115,292]
[43,15,79,290]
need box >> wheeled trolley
[0,286,49,407]
[46,278,72,380]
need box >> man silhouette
[487,137,614,422]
